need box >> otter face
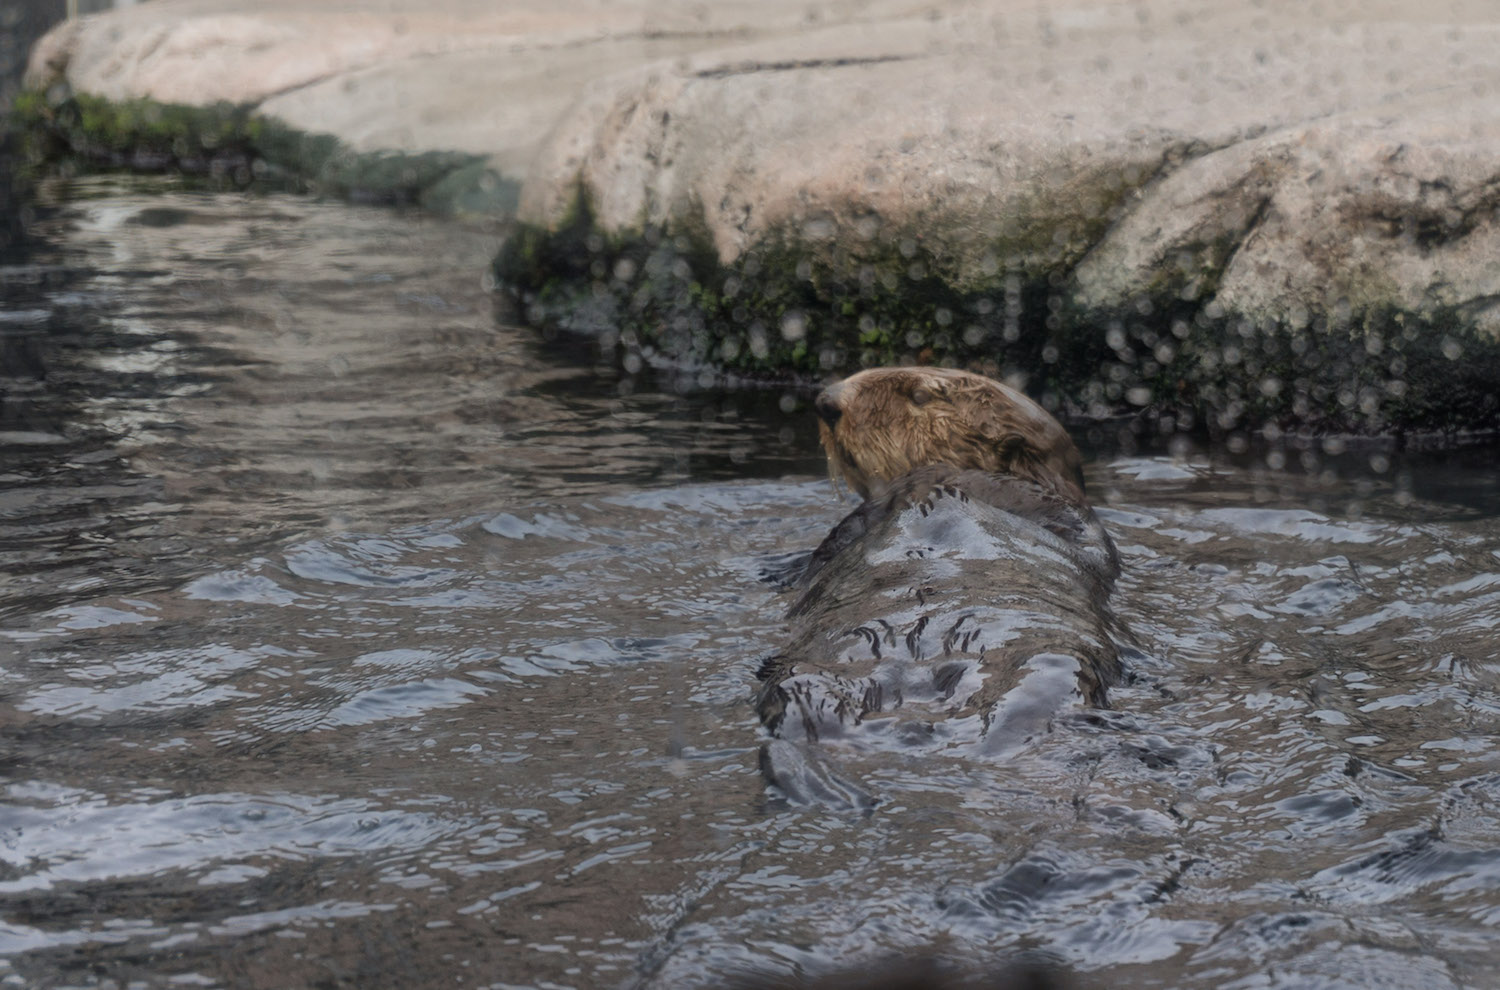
[814,367,1088,504]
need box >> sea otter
[757,367,1123,807]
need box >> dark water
[3,178,1500,989]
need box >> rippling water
[3,179,1500,989]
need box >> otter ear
[993,433,1025,463]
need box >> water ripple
[5,184,1500,989]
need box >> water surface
[3,179,1499,989]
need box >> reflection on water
[3,179,1500,989]
[0,178,824,622]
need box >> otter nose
[814,386,843,426]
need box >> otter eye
[911,387,934,406]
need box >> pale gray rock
[1074,88,1500,336]
[25,0,938,180]
[24,0,1500,385]
[518,1,1500,336]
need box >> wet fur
[758,368,1124,807]
[816,366,1088,506]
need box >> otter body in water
[757,368,1123,801]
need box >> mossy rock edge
[495,188,1500,439]
[7,88,516,215]
[9,89,1497,437]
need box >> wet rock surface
[22,0,1500,431]
[518,2,1500,332]
[500,0,1500,432]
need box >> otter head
[814,367,1088,504]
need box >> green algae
[494,187,1500,438]
[8,88,513,216]
[11,87,1497,436]
[11,90,261,179]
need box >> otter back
[757,465,1122,762]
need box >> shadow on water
[2,177,1500,990]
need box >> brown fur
[755,367,1122,800]
[815,367,1087,505]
